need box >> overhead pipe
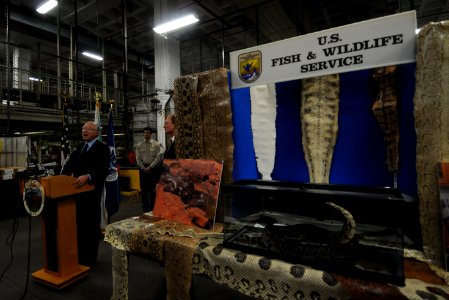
[102,37,107,105]
[5,0,11,136]
[57,3,61,109]
[74,0,81,125]
[37,42,41,102]
[121,0,131,152]
[69,26,74,97]
[61,0,96,22]
[221,24,225,67]
[191,0,231,28]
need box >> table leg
[111,248,129,300]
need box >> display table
[104,216,449,300]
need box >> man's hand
[143,167,152,173]
[74,174,89,189]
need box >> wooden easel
[32,175,93,289]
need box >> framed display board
[153,159,223,230]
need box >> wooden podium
[32,175,94,289]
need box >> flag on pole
[60,100,70,166]
[105,106,120,216]
[94,100,103,142]
[95,100,108,228]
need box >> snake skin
[173,69,234,184]
[301,74,340,184]
[414,21,449,267]
[193,235,352,300]
[260,202,357,262]
[197,68,234,184]
[173,75,204,159]
[106,218,449,300]
[372,66,399,173]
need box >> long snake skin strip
[197,68,234,184]
[372,66,399,173]
[250,83,277,179]
[173,75,204,159]
[301,74,340,184]
[442,31,449,162]
[414,21,449,267]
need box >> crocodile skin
[301,74,340,184]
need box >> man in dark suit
[62,121,110,267]
[163,114,176,159]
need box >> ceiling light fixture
[153,14,199,34]
[14,130,53,136]
[82,51,103,61]
[29,77,42,81]
[36,0,58,14]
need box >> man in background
[135,127,163,212]
[163,114,176,159]
[61,121,110,267]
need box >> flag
[95,100,108,228]
[60,100,70,166]
[94,100,102,142]
[104,107,120,216]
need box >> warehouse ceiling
[3,0,448,92]
[1,0,448,135]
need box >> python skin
[414,21,449,267]
[173,75,204,159]
[173,69,234,184]
[197,68,234,184]
[372,65,399,173]
[260,202,357,261]
[301,74,340,184]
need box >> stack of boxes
[0,166,26,180]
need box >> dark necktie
[81,143,88,154]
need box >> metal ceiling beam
[8,4,152,68]
[191,0,231,28]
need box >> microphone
[60,147,77,175]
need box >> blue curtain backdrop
[230,63,417,198]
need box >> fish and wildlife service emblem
[238,50,262,83]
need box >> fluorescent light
[101,133,125,137]
[29,77,42,81]
[415,28,421,34]
[82,51,103,61]
[153,14,199,34]
[14,131,53,135]
[36,0,58,14]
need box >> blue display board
[230,64,417,198]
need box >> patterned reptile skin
[372,65,399,173]
[414,21,449,267]
[172,68,234,183]
[301,74,340,184]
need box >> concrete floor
[0,195,253,300]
